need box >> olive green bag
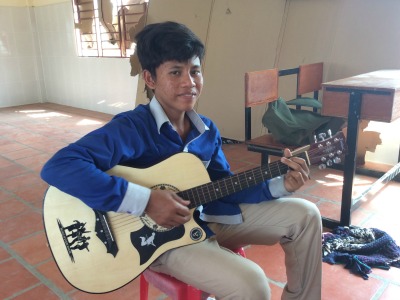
[262,97,345,146]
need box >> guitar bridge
[94,210,118,257]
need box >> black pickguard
[131,226,185,265]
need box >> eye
[191,70,202,76]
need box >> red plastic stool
[140,247,246,300]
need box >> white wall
[198,0,286,139]
[0,0,137,115]
[0,5,43,107]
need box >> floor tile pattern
[1,103,400,299]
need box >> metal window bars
[72,0,148,58]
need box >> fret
[203,184,213,201]
[247,169,256,186]
[196,185,203,202]
[232,175,242,191]
[181,188,194,209]
[189,188,196,202]
[197,183,211,204]
[261,165,271,180]
[253,169,264,183]
[215,180,224,198]
[210,181,220,200]
[189,186,201,207]
[215,179,226,198]
[221,177,229,196]
[226,176,238,194]
[276,162,283,176]
[269,163,277,177]
[185,184,201,208]
[278,162,289,176]
[179,190,189,201]
[242,170,250,188]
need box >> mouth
[178,91,197,97]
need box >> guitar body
[43,131,347,294]
[43,153,209,293]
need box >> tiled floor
[1,103,400,300]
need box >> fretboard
[180,152,307,209]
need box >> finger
[283,148,292,158]
[172,195,191,215]
[175,213,191,224]
[176,207,191,218]
[281,154,309,172]
[290,156,310,173]
[282,158,310,181]
[281,156,300,170]
[290,170,307,183]
[166,214,191,228]
[171,193,190,205]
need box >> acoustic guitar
[43,131,346,293]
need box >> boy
[41,21,322,299]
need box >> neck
[173,114,191,142]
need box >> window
[72,0,149,57]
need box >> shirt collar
[149,97,209,134]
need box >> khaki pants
[150,198,322,300]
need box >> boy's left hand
[280,148,310,192]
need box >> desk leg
[340,91,362,226]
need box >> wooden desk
[321,70,400,228]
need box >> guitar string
[106,139,344,230]
[106,165,304,231]
[180,142,344,207]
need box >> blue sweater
[41,99,282,225]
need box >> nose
[181,72,196,87]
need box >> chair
[140,247,247,300]
[244,68,302,165]
[285,62,324,113]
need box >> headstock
[308,131,347,169]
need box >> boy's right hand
[145,189,191,228]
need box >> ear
[143,70,156,90]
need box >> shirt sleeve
[268,176,293,198]
[40,115,146,212]
[116,182,151,216]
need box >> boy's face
[144,56,203,115]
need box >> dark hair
[135,21,205,77]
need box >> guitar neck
[180,152,308,209]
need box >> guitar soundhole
[140,213,171,232]
[139,183,181,232]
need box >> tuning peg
[328,129,332,138]
[333,157,341,164]
[318,133,326,141]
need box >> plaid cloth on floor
[322,226,400,279]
